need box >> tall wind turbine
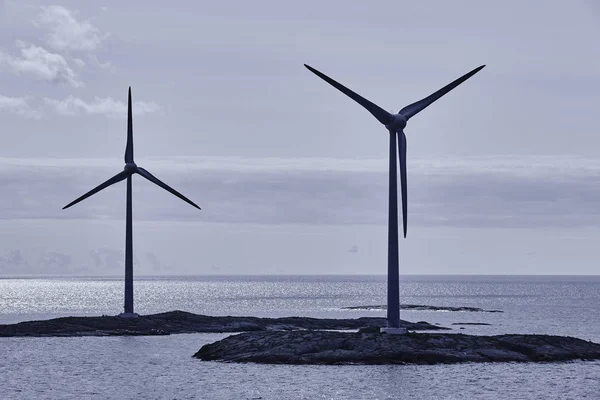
[304,64,484,333]
[63,87,201,317]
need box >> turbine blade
[304,64,393,125]
[399,65,485,120]
[125,87,134,163]
[137,167,201,210]
[63,171,129,210]
[398,131,408,238]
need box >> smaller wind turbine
[63,87,200,317]
[304,64,484,332]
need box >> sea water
[1,275,599,399]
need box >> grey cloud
[88,247,141,272]
[0,156,598,229]
[89,247,124,271]
[0,42,82,87]
[39,251,72,271]
[35,5,107,52]
[44,96,160,117]
[0,250,29,272]
[145,252,165,272]
[72,58,85,68]
[0,93,159,119]
[0,247,138,275]
[87,54,113,71]
[0,94,42,118]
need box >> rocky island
[194,330,600,365]
[0,310,445,337]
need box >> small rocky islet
[0,310,444,337]
[0,303,497,338]
[343,304,503,313]
[194,330,600,365]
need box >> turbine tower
[304,64,484,333]
[63,87,200,317]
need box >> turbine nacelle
[386,114,407,132]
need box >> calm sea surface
[1,275,599,399]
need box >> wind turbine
[304,64,484,333]
[63,87,200,317]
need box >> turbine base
[118,312,139,318]
[380,327,407,335]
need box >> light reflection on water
[1,275,600,399]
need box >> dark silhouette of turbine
[63,87,200,316]
[304,64,484,330]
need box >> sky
[0,0,599,275]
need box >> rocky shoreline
[0,310,445,337]
[194,330,600,365]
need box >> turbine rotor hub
[386,114,407,132]
[124,163,138,173]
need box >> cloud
[0,250,29,273]
[35,5,106,52]
[72,58,85,68]
[0,5,110,89]
[0,42,82,87]
[0,94,42,118]
[0,155,599,229]
[44,96,160,117]
[88,54,113,71]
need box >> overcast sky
[0,0,599,275]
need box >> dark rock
[194,330,600,365]
[0,310,447,337]
[452,323,492,326]
[343,304,503,313]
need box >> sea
[1,275,599,399]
